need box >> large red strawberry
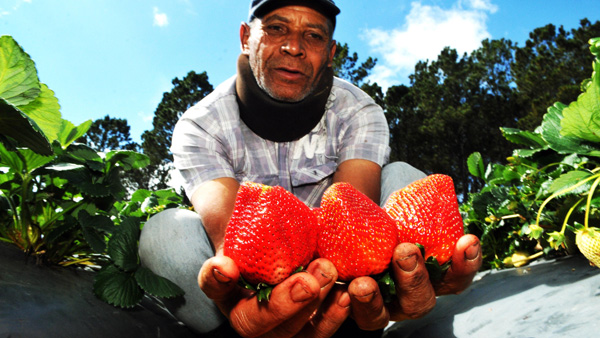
[383,174,464,267]
[317,182,398,282]
[223,182,318,298]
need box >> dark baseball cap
[248,0,340,26]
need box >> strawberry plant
[0,35,184,308]
[462,37,600,269]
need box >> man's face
[241,6,336,102]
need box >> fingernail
[307,262,333,289]
[317,271,333,289]
[213,268,231,284]
[355,292,375,303]
[291,280,313,303]
[397,254,418,272]
[466,242,480,261]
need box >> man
[139,0,482,337]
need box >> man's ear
[328,39,337,67]
[240,22,251,55]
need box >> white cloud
[463,0,498,13]
[1,0,31,17]
[363,0,496,88]
[138,111,154,123]
[153,7,169,27]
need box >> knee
[139,208,204,262]
[380,162,427,205]
[140,208,200,238]
[382,162,426,177]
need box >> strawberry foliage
[0,35,184,308]
[462,37,600,269]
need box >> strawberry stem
[536,172,600,228]
[584,175,600,231]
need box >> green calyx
[238,266,305,302]
[416,243,451,283]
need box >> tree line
[79,19,600,201]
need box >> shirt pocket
[291,161,337,187]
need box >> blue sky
[2,0,599,143]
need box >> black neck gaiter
[235,54,333,142]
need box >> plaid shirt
[171,76,390,207]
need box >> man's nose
[281,33,305,57]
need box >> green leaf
[0,35,40,106]
[512,148,546,158]
[467,152,485,178]
[590,37,600,58]
[484,163,508,183]
[141,195,159,212]
[93,263,143,308]
[0,141,24,173]
[153,189,184,205]
[130,189,152,203]
[561,61,600,142]
[57,119,92,148]
[103,167,126,200]
[62,143,103,169]
[548,171,593,195]
[0,98,52,155]
[501,127,548,149]
[19,148,54,173]
[77,210,113,253]
[502,168,522,182]
[543,102,600,157]
[106,150,150,171]
[45,215,78,244]
[107,217,140,272]
[18,83,62,143]
[134,266,184,298]
[52,166,114,197]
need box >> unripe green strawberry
[317,182,398,282]
[575,227,600,267]
[223,182,318,289]
[383,174,464,266]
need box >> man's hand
[199,256,351,338]
[347,234,482,330]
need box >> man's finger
[262,259,344,338]
[298,285,351,338]
[390,243,436,322]
[348,276,390,331]
[198,255,242,304]
[228,272,321,337]
[435,234,482,295]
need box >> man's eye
[308,33,324,41]
[266,25,284,33]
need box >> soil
[2,241,599,337]
[0,242,197,338]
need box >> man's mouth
[274,67,306,81]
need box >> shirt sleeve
[171,106,237,200]
[337,95,391,167]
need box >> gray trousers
[138,162,426,334]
